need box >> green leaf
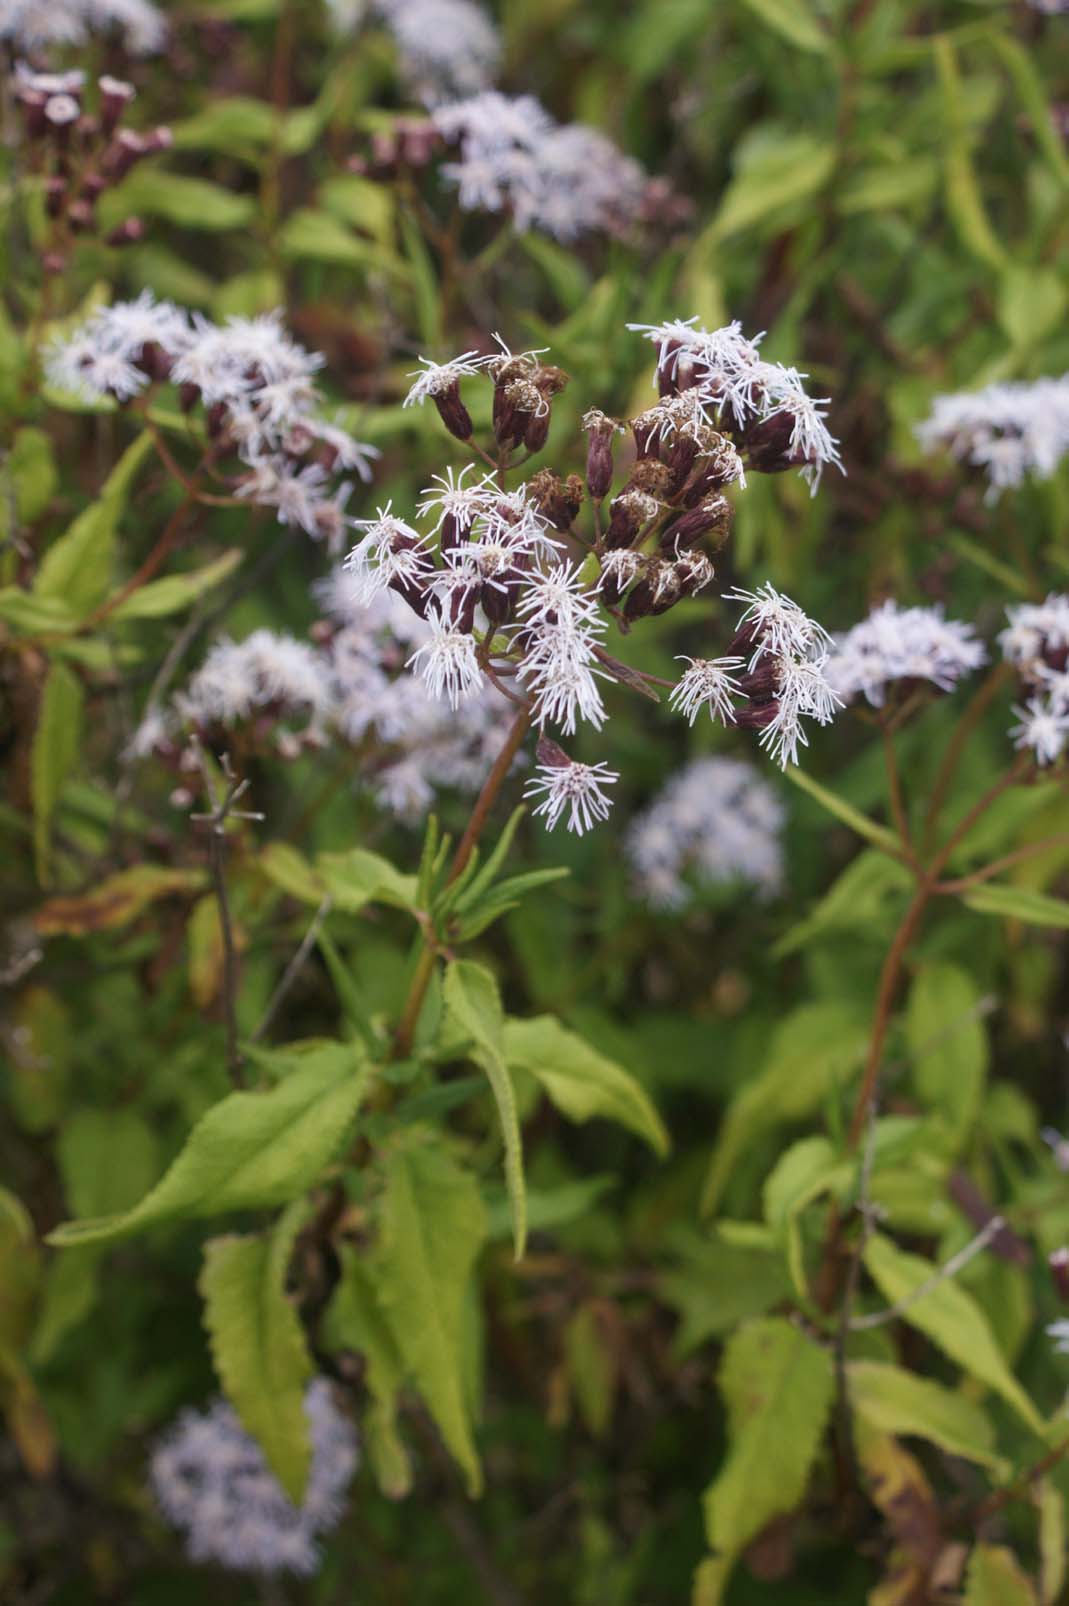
[102,170,257,231]
[107,549,243,621]
[774,849,912,956]
[322,1246,411,1497]
[483,1175,616,1242]
[315,848,417,914]
[260,842,330,905]
[781,765,902,854]
[906,961,988,1134]
[862,1234,1045,1435]
[989,36,1069,188]
[200,1206,313,1503]
[2,427,57,528]
[34,430,154,618]
[565,1303,616,1437]
[374,1138,486,1495]
[702,1317,834,1592]
[963,883,1069,929]
[32,661,84,885]
[836,157,938,215]
[278,209,406,275]
[47,1043,372,1246]
[659,1231,793,1358]
[933,37,1008,271]
[707,134,835,242]
[443,961,526,1259]
[997,267,1066,352]
[503,1015,669,1156]
[762,1136,849,1296]
[169,96,277,156]
[0,588,77,636]
[847,1360,1006,1474]
[964,1545,1039,1605]
[5,986,71,1133]
[701,1002,868,1214]
[737,0,831,54]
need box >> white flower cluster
[150,1381,358,1576]
[824,599,986,708]
[374,0,500,101]
[628,317,843,494]
[627,756,785,909]
[0,0,164,53]
[915,376,1069,498]
[1002,594,1069,766]
[46,296,377,548]
[432,93,651,242]
[671,585,841,769]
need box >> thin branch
[936,833,1069,893]
[849,1215,1005,1331]
[252,896,333,1043]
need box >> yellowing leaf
[35,866,205,936]
[965,1545,1039,1605]
[847,1361,1006,1474]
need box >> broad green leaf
[108,549,243,621]
[862,1235,1044,1434]
[201,1206,313,1503]
[781,765,902,854]
[702,1317,834,1592]
[906,961,988,1134]
[660,1230,792,1358]
[0,588,77,636]
[35,866,205,936]
[964,884,1069,929]
[503,1015,669,1156]
[374,1139,486,1495]
[47,1043,372,1246]
[847,1361,1006,1474]
[57,1108,159,1221]
[169,97,276,156]
[738,0,831,54]
[315,849,417,913]
[965,1545,1039,1605]
[443,961,526,1259]
[707,134,835,242]
[774,849,912,956]
[260,842,329,905]
[32,661,83,885]
[836,158,938,215]
[1037,1477,1066,1606]
[34,430,154,617]
[322,1247,411,1497]
[998,267,1066,352]
[102,170,257,231]
[701,1002,868,1214]
[762,1136,849,1296]
[279,210,406,276]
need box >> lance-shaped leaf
[503,1015,668,1157]
[443,961,526,1259]
[374,1138,486,1496]
[47,1043,372,1247]
[847,1360,1006,1475]
[315,848,417,913]
[863,1234,1045,1435]
[34,430,154,618]
[322,1247,411,1498]
[32,661,84,886]
[702,1317,834,1597]
[200,1204,313,1503]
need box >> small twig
[251,896,333,1043]
[849,1215,1005,1331]
[936,833,1069,893]
[191,743,264,1086]
[975,1435,1069,1522]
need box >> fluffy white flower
[403,351,489,405]
[1010,698,1069,766]
[916,376,1069,498]
[524,754,618,834]
[344,505,433,603]
[353,0,500,100]
[725,582,831,667]
[151,1381,357,1576]
[627,756,784,907]
[406,607,483,707]
[824,600,986,707]
[1,0,166,52]
[669,657,745,726]
[1000,594,1069,671]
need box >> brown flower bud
[583,409,620,500]
[529,469,582,531]
[673,552,715,598]
[605,488,661,550]
[742,410,796,474]
[597,549,644,606]
[659,494,732,554]
[98,75,136,134]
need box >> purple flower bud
[1051,1247,1069,1303]
[98,75,136,134]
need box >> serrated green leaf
[32,661,83,885]
[34,430,154,618]
[847,1360,1006,1474]
[47,1043,372,1246]
[862,1234,1045,1435]
[322,1246,410,1497]
[108,549,243,621]
[374,1138,486,1495]
[443,961,526,1259]
[200,1206,313,1503]
[906,961,988,1134]
[702,1317,834,1594]
[504,1015,669,1157]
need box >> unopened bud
[659,494,732,554]
[98,75,136,134]
[597,550,644,606]
[605,488,660,550]
[105,216,145,248]
[1051,1248,1069,1303]
[529,469,582,531]
[743,411,796,474]
[582,409,620,500]
[432,382,473,442]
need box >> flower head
[669,656,745,726]
[524,743,618,834]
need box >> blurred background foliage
[3,0,1069,1602]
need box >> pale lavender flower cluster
[1002,595,1069,766]
[628,316,843,494]
[824,600,986,708]
[432,93,651,242]
[370,0,501,101]
[627,757,785,909]
[916,376,1069,499]
[46,297,377,547]
[0,0,165,54]
[150,1381,358,1576]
